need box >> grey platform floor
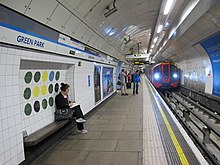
[31,86,143,165]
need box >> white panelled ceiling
[0,0,219,63]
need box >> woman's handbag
[54,108,75,121]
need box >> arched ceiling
[0,0,219,63]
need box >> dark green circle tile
[34,101,40,112]
[23,88,31,100]
[48,84,53,94]
[34,71,41,83]
[42,99,47,109]
[55,83,59,93]
[24,103,32,116]
[24,72,32,84]
[55,71,60,80]
[49,97,54,107]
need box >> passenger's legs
[123,82,128,94]
[133,82,136,94]
[76,123,84,130]
[120,83,124,94]
[72,105,84,119]
[136,83,139,94]
[72,105,86,131]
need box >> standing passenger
[119,69,128,95]
[133,70,140,94]
[55,83,88,134]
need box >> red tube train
[151,62,180,90]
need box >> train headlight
[173,73,178,78]
[154,73,160,79]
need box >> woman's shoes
[77,129,88,134]
[76,118,86,123]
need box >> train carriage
[152,62,180,90]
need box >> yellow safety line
[147,80,189,165]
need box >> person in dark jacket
[133,70,141,94]
[55,83,88,134]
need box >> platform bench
[24,120,71,147]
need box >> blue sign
[200,33,220,96]
[17,35,45,48]
[88,75,90,87]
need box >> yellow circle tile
[33,86,40,98]
[41,85,47,96]
[42,71,48,82]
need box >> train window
[163,65,169,78]
[154,65,161,74]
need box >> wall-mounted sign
[88,75,90,87]
[200,32,220,96]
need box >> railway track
[161,90,220,165]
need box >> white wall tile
[1,47,8,54]
[11,156,18,165]
[7,48,15,56]
[0,87,6,98]
[0,142,3,155]
[9,127,16,139]
[13,65,20,75]
[0,65,6,75]
[0,107,7,119]
[3,139,10,152]
[4,150,11,162]
[16,124,22,135]
[16,134,23,145]
[2,119,8,131]
[0,131,3,142]
[6,75,13,85]
[13,56,20,65]
[6,55,14,65]
[9,136,17,149]
[0,76,6,87]
[6,96,13,107]
[18,151,25,163]
[0,54,7,65]
[0,153,5,164]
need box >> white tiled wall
[0,45,117,165]
[173,44,212,93]
[0,46,24,165]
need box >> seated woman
[55,83,88,134]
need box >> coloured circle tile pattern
[55,71,60,80]
[24,103,32,116]
[42,99,47,109]
[33,86,40,98]
[42,71,48,82]
[49,97,54,107]
[48,84,53,94]
[41,85,47,96]
[55,83,59,93]
[49,71,54,81]
[34,101,40,112]
[34,71,41,83]
[23,87,31,100]
[24,72,32,84]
